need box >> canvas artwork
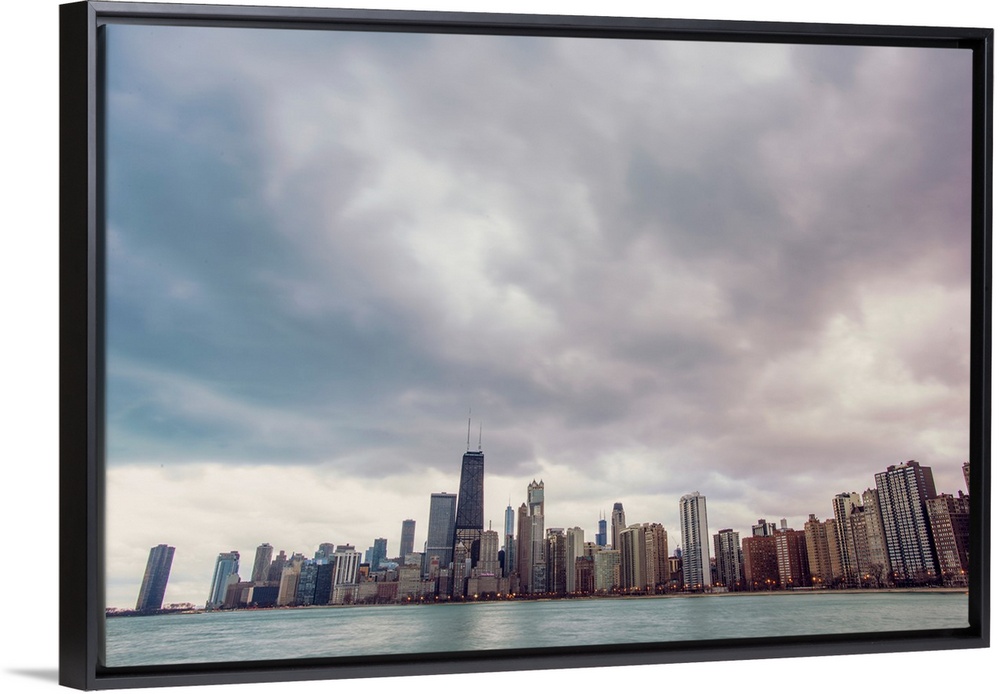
[96,16,977,670]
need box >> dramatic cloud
[102,23,972,607]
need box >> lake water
[103,591,969,667]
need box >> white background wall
[2,1,995,692]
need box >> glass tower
[135,544,175,612]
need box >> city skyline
[102,23,971,610]
[111,454,970,609]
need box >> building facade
[136,544,175,612]
[207,550,240,609]
[425,492,457,576]
[875,460,938,584]
[453,447,486,568]
[679,492,711,591]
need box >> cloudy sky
[102,21,972,608]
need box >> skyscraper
[478,528,501,576]
[528,479,546,593]
[425,492,457,576]
[565,526,585,593]
[927,491,971,586]
[207,550,240,609]
[713,529,741,591]
[453,443,485,568]
[832,492,862,584]
[596,512,608,547]
[679,492,711,591]
[515,502,531,592]
[545,528,567,594]
[250,543,273,583]
[135,544,175,612]
[503,504,516,577]
[875,460,938,584]
[399,519,416,559]
[619,524,648,591]
[611,502,626,550]
[370,537,388,570]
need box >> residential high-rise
[135,544,175,612]
[679,492,711,591]
[332,545,362,586]
[425,492,457,576]
[546,528,567,594]
[803,514,834,585]
[593,549,621,592]
[619,524,648,591]
[742,535,779,590]
[528,480,546,593]
[643,523,669,589]
[565,526,585,593]
[399,519,416,559]
[875,460,938,584]
[775,528,810,588]
[713,529,741,591]
[610,502,626,550]
[453,444,486,568]
[207,550,240,609]
[927,491,971,586]
[861,488,891,586]
[250,543,273,584]
[832,492,862,584]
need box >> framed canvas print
[59,0,991,690]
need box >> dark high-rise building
[371,538,388,570]
[611,502,626,551]
[742,535,779,591]
[250,543,273,583]
[875,460,938,584]
[425,492,457,576]
[136,544,175,612]
[267,550,288,584]
[713,529,742,591]
[399,519,416,559]
[453,445,486,568]
[775,529,811,588]
[596,513,608,547]
[546,528,567,594]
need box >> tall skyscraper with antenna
[453,419,485,568]
[596,512,608,547]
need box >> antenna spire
[467,410,471,450]
[478,422,482,451]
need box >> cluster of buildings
[130,448,972,613]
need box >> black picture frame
[59,1,992,690]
